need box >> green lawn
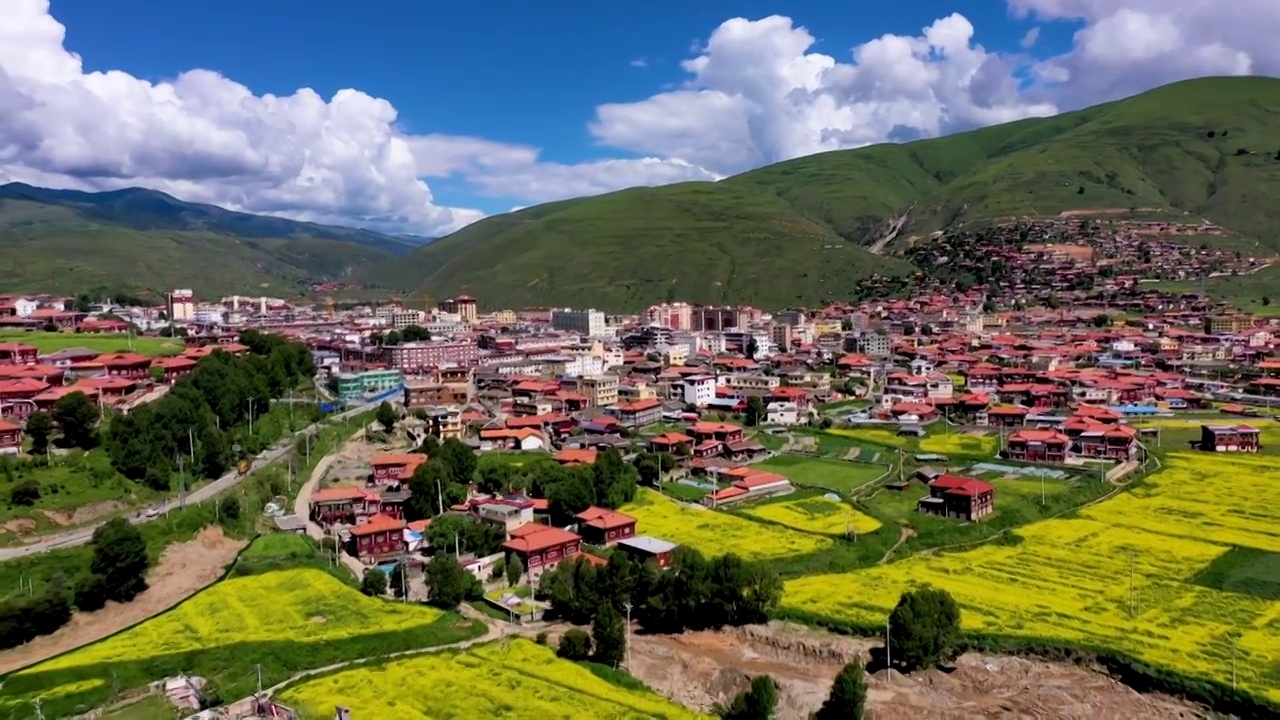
[0,451,162,541]
[753,454,886,494]
[99,695,180,720]
[1192,547,1280,601]
[662,482,709,503]
[0,330,182,357]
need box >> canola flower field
[826,428,909,448]
[0,568,466,719]
[781,448,1280,702]
[917,432,999,457]
[740,495,882,536]
[623,489,833,561]
[277,639,707,719]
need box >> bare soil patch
[0,525,246,675]
[628,622,1203,720]
[40,500,128,528]
[0,518,36,535]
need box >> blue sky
[1,0,1271,234]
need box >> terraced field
[781,443,1280,703]
[277,639,706,719]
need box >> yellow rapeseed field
[27,568,445,673]
[918,432,998,457]
[782,449,1280,702]
[826,428,907,447]
[277,639,707,719]
[623,489,834,561]
[741,496,882,535]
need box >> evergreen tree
[556,629,592,661]
[25,412,53,455]
[89,518,149,602]
[52,391,100,449]
[424,553,480,610]
[591,603,626,668]
[887,585,962,671]
[360,568,388,596]
[506,554,524,588]
[716,675,777,720]
[816,658,867,720]
[375,401,397,432]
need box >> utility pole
[188,427,196,464]
[885,616,892,677]
[1231,645,1237,690]
[248,398,256,435]
[435,478,445,517]
[255,663,263,695]
[32,697,43,720]
[176,454,187,511]
[1040,474,1045,506]
[623,601,633,670]
[1128,551,1136,617]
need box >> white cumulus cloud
[0,0,1274,237]
[0,0,713,235]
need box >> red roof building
[919,474,994,522]
[501,525,582,577]
[574,506,637,546]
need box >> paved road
[0,402,376,562]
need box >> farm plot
[753,455,885,493]
[277,639,704,719]
[918,432,998,458]
[740,495,882,536]
[826,428,908,448]
[0,568,481,720]
[621,489,834,561]
[781,450,1280,704]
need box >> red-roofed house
[1005,429,1070,463]
[985,405,1029,427]
[33,385,101,411]
[0,343,38,366]
[1197,424,1261,453]
[0,419,22,454]
[648,431,694,454]
[97,353,153,380]
[575,506,638,545]
[371,453,428,484]
[501,525,582,578]
[0,378,50,417]
[553,448,598,466]
[152,356,198,383]
[347,514,407,562]
[688,422,744,445]
[919,474,994,522]
[610,398,663,428]
[309,486,370,525]
[702,467,792,506]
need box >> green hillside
[0,187,414,298]
[381,76,1280,310]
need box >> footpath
[0,403,375,562]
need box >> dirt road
[628,623,1204,720]
[0,526,246,675]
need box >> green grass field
[376,76,1280,309]
[0,330,182,356]
[0,451,162,542]
[753,455,886,494]
[1151,266,1280,316]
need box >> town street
[0,402,376,562]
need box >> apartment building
[550,307,607,337]
[579,375,619,407]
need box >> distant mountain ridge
[0,183,417,297]
[0,182,420,256]
[369,76,1280,311]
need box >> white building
[167,290,195,322]
[550,308,607,338]
[563,354,608,377]
[765,401,801,425]
[12,298,38,318]
[682,374,717,407]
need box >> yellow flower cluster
[782,450,1280,702]
[277,639,706,719]
[622,489,833,561]
[741,496,882,536]
[918,433,998,457]
[826,428,908,447]
[27,568,444,673]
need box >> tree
[435,438,477,486]
[887,585,962,671]
[716,675,777,720]
[52,391,100,449]
[478,462,514,495]
[218,496,241,521]
[506,554,524,588]
[591,603,626,668]
[424,553,480,610]
[9,479,40,506]
[406,460,454,520]
[817,658,867,720]
[360,568,388,596]
[745,337,758,359]
[401,324,431,342]
[556,628,593,661]
[744,396,765,427]
[375,401,398,432]
[25,412,53,455]
[89,517,149,602]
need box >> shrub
[557,629,592,661]
[9,478,41,506]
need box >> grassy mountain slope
[0,186,411,297]
[383,76,1280,310]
